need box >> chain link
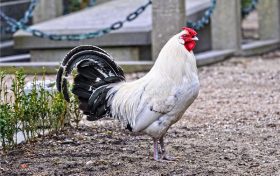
[19,0,38,25]
[187,0,259,30]
[187,0,216,30]
[0,0,38,33]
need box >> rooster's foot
[161,154,180,161]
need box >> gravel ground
[1,50,280,176]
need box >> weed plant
[0,70,82,151]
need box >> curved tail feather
[56,45,125,120]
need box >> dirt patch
[1,51,280,175]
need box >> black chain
[19,0,38,25]
[187,0,216,30]
[0,0,38,33]
[0,0,152,41]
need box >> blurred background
[0,1,280,175]
[0,0,279,71]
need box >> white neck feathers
[148,33,198,83]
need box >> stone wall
[33,0,63,23]
[152,0,186,60]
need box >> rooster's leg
[153,138,159,160]
[159,137,177,161]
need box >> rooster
[56,27,200,161]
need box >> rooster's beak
[179,36,199,44]
[192,36,199,41]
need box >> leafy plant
[0,71,17,150]
[68,95,83,128]
[0,104,16,149]
[50,92,68,133]
[11,69,26,142]
[0,69,82,151]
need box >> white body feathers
[107,31,200,138]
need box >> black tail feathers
[56,45,125,120]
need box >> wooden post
[258,0,280,40]
[211,0,242,51]
[33,0,63,23]
[152,0,186,60]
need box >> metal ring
[110,21,123,30]
[126,12,138,21]
[135,6,145,14]
[32,29,45,38]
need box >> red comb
[182,27,197,36]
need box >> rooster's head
[178,27,198,52]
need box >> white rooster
[56,27,200,161]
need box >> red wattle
[184,41,196,52]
